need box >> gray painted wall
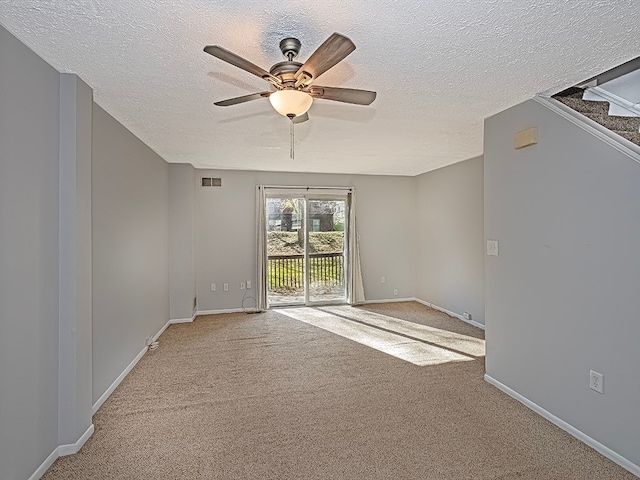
[92,105,170,404]
[0,25,61,479]
[169,163,196,320]
[485,99,640,467]
[0,19,487,480]
[415,157,485,324]
[58,73,93,448]
[194,170,416,311]
[1,25,172,478]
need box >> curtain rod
[260,185,354,191]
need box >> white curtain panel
[347,189,365,305]
[255,185,268,311]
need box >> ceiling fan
[203,33,377,124]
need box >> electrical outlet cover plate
[590,370,604,394]
[487,240,499,256]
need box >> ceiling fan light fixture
[269,89,313,118]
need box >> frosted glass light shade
[269,90,313,117]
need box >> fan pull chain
[290,118,295,159]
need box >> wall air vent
[201,177,222,187]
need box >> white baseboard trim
[29,447,59,480]
[197,307,256,315]
[92,318,172,415]
[152,319,171,342]
[59,423,94,456]
[30,424,95,480]
[484,374,640,477]
[414,298,485,330]
[92,345,147,415]
[170,313,196,324]
[360,297,415,305]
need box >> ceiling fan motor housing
[269,61,303,86]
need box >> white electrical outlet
[589,370,604,394]
[210,283,216,292]
[381,276,386,283]
[487,240,499,256]
[393,289,398,296]
[463,312,472,321]
[247,281,252,289]
[223,283,229,292]
[240,282,246,290]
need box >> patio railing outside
[268,252,344,293]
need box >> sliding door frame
[304,194,348,306]
[262,186,354,308]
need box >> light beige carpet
[43,302,636,479]
[279,305,484,365]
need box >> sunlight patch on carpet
[321,305,485,357]
[277,307,474,366]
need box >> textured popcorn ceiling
[1,1,639,175]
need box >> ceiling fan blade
[294,33,356,87]
[292,112,309,124]
[308,86,376,105]
[214,91,272,107]
[204,45,280,85]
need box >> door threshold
[269,301,348,310]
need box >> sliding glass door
[265,194,347,307]
[266,196,306,306]
[306,198,346,304]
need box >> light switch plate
[487,240,499,256]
